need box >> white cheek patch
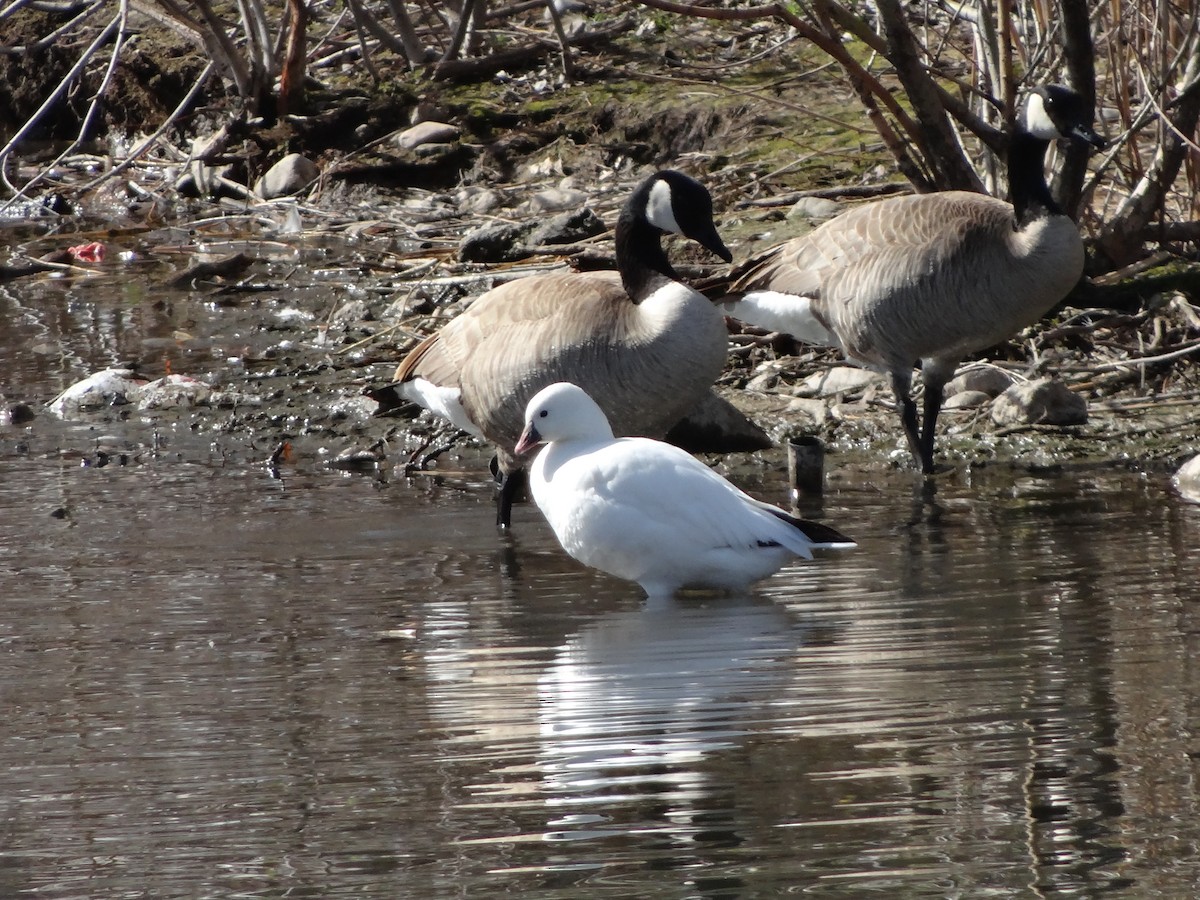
[645,179,682,235]
[1022,92,1061,141]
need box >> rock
[527,187,589,213]
[990,378,1087,427]
[396,121,459,150]
[742,360,790,392]
[329,395,382,424]
[327,299,372,328]
[787,196,842,220]
[946,366,1014,398]
[664,390,773,454]
[409,101,450,126]
[785,396,829,422]
[4,402,35,425]
[137,375,212,409]
[459,221,533,263]
[529,208,606,246]
[456,186,503,215]
[1173,455,1200,503]
[796,366,883,398]
[413,142,457,158]
[255,153,318,199]
[943,390,993,410]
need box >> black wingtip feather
[767,506,855,546]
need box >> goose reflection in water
[533,595,801,840]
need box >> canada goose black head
[615,170,731,300]
[1008,85,1106,224]
[1024,84,1108,150]
[631,170,733,262]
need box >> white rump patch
[400,378,484,438]
[1021,92,1061,141]
[723,291,838,348]
[644,178,682,235]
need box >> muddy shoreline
[2,40,1197,489]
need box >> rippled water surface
[4,255,1200,898]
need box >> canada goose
[376,169,733,526]
[514,382,854,597]
[710,84,1106,474]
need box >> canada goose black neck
[1008,128,1061,228]
[614,201,676,303]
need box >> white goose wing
[551,438,805,555]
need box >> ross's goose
[515,382,855,597]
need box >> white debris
[47,368,146,416]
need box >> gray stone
[456,187,503,215]
[787,196,842,220]
[943,390,993,410]
[946,366,1014,398]
[744,369,782,392]
[528,187,589,213]
[47,368,146,415]
[529,208,606,246]
[137,375,212,410]
[797,366,883,398]
[990,378,1087,427]
[409,102,450,126]
[785,397,829,422]
[459,221,533,263]
[397,121,459,150]
[328,299,372,328]
[255,153,318,199]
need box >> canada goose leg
[919,381,944,475]
[496,468,527,529]
[890,371,923,471]
[918,362,954,476]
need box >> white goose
[709,84,1107,474]
[514,382,855,597]
[373,169,733,527]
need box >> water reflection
[534,599,794,833]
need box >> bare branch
[874,0,984,192]
[0,10,122,195]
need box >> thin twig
[1089,339,1200,372]
[79,61,216,194]
[0,5,124,209]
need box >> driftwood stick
[165,252,256,288]
[733,182,912,208]
[1088,340,1200,372]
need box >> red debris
[67,242,105,263]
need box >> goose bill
[1068,123,1107,150]
[692,224,733,263]
[514,423,543,457]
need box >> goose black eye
[539,409,548,418]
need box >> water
[3,244,1200,897]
